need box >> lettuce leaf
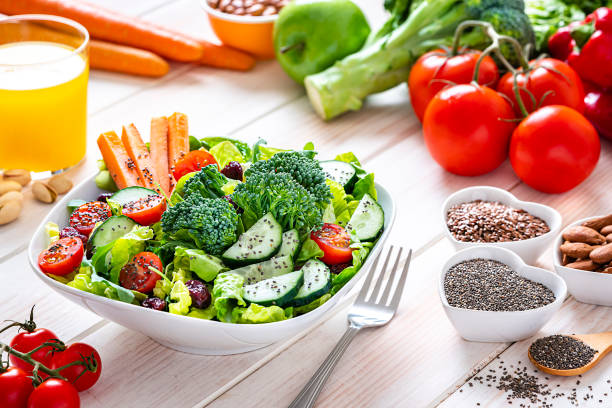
[231,303,289,324]
[168,280,192,315]
[210,141,246,168]
[45,221,60,245]
[169,171,198,205]
[173,247,227,282]
[326,179,352,226]
[200,137,251,158]
[251,139,287,162]
[188,304,217,320]
[294,293,331,315]
[67,261,142,304]
[297,238,324,264]
[331,242,374,294]
[353,173,377,201]
[334,152,366,176]
[213,272,246,322]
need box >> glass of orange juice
[0,15,89,175]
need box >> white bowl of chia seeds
[442,186,562,265]
[439,246,566,342]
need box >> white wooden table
[2,1,612,407]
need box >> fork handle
[288,324,361,408]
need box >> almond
[590,243,612,264]
[0,191,23,206]
[601,225,612,236]
[2,169,31,187]
[0,200,21,225]
[565,259,599,271]
[560,242,596,259]
[607,233,612,244]
[32,181,57,204]
[583,214,612,232]
[562,225,606,245]
[0,180,21,196]
[47,174,73,195]
[603,266,612,274]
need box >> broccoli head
[182,165,227,199]
[245,151,332,207]
[161,196,239,256]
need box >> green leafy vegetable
[200,137,252,158]
[173,247,228,282]
[67,200,87,214]
[251,139,287,162]
[294,293,331,315]
[334,151,366,176]
[189,135,203,151]
[67,261,142,304]
[231,303,290,324]
[169,280,192,315]
[210,141,246,168]
[526,0,585,52]
[182,165,228,200]
[296,237,324,264]
[213,272,246,323]
[327,179,354,226]
[353,173,377,201]
[331,241,374,294]
[44,221,60,244]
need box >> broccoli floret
[182,165,227,199]
[246,151,332,207]
[161,196,239,256]
[232,172,322,233]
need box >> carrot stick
[197,40,256,71]
[90,40,169,78]
[149,117,171,195]
[121,124,162,193]
[167,112,189,190]
[0,0,203,62]
[97,131,143,190]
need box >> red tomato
[10,328,58,374]
[510,105,600,194]
[408,49,499,122]
[311,223,353,265]
[172,150,219,182]
[423,84,516,176]
[0,367,34,408]
[497,58,585,116]
[27,379,80,408]
[38,237,83,276]
[51,343,101,392]
[122,194,166,226]
[119,252,163,293]
[584,81,612,141]
[69,201,111,236]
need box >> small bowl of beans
[201,0,287,58]
[442,186,562,264]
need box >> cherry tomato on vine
[69,201,112,236]
[172,150,218,182]
[27,379,80,408]
[10,328,58,374]
[311,223,353,265]
[408,49,499,122]
[510,105,600,194]
[51,343,101,392]
[119,252,163,293]
[122,194,166,226]
[0,367,35,408]
[423,83,516,176]
[38,237,84,276]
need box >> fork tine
[355,245,384,303]
[368,245,394,303]
[379,247,403,305]
[389,249,412,310]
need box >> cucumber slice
[87,215,137,257]
[222,213,283,266]
[276,229,300,261]
[346,193,384,241]
[289,259,331,307]
[109,186,159,206]
[243,270,304,307]
[231,255,294,286]
[320,160,357,189]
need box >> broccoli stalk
[304,0,534,120]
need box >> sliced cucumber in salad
[243,270,304,307]
[289,259,331,307]
[222,212,283,266]
[346,193,384,241]
[109,186,159,206]
[320,160,357,190]
[231,255,294,286]
[87,215,137,257]
[276,229,300,261]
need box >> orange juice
[0,41,88,172]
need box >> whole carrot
[90,40,169,78]
[0,0,203,62]
[197,40,256,71]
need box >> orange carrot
[149,117,171,195]
[97,131,142,190]
[121,124,162,193]
[167,112,189,190]
[0,0,203,62]
[90,40,169,78]
[197,40,256,71]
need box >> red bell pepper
[549,7,612,90]
[584,81,612,141]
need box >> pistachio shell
[32,181,57,204]
[0,191,24,206]
[2,169,31,187]
[0,200,21,225]
[0,180,22,195]
[47,174,73,195]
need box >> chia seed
[529,335,598,370]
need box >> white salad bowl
[28,173,396,355]
[553,216,612,307]
[439,246,566,342]
[442,186,562,265]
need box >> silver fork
[288,246,412,408]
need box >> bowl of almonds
[555,214,612,306]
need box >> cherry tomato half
[119,252,163,293]
[0,367,35,408]
[122,194,166,226]
[38,237,83,277]
[172,150,219,182]
[10,328,58,374]
[27,379,80,408]
[69,201,112,236]
[51,343,102,392]
[311,223,353,265]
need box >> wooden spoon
[528,332,612,376]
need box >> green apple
[274,0,370,84]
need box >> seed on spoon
[529,335,598,370]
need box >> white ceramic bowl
[28,173,395,355]
[439,246,566,342]
[553,216,612,306]
[442,186,562,265]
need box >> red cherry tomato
[121,194,166,226]
[408,49,499,122]
[37,237,83,276]
[172,150,218,182]
[311,223,353,265]
[69,201,112,236]
[119,252,163,293]
[497,58,585,116]
[10,328,58,374]
[0,367,35,408]
[27,379,80,408]
[510,105,600,194]
[584,81,612,141]
[51,343,101,392]
[423,83,516,176]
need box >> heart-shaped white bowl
[28,173,396,355]
[439,246,566,342]
[442,186,562,264]
[554,216,612,306]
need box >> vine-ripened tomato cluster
[0,306,102,408]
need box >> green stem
[451,20,485,56]
[0,342,66,383]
